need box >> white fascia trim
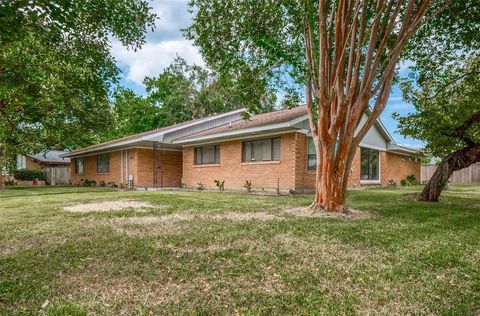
[359,143,387,152]
[174,114,309,145]
[181,130,297,147]
[65,146,182,158]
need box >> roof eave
[173,114,310,144]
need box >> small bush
[244,180,252,193]
[14,169,45,181]
[406,174,418,185]
[196,182,205,190]
[400,179,408,187]
[214,179,225,191]
[83,179,97,187]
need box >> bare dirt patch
[64,200,157,213]
[104,212,282,237]
[282,206,374,219]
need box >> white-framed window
[75,158,84,175]
[16,154,27,170]
[307,137,317,171]
[242,137,280,162]
[194,145,220,165]
[360,148,379,180]
[97,154,110,173]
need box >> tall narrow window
[242,137,280,162]
[360,148,379,180]
[194,145,220,165]
[307,137,317,171]
[97,154,110,173]
[76,158,84,175]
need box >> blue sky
[111,0,423,148]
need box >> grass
[0,185,479,315]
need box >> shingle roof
[30,151,71,163]
[178,106,308,140]
[64,109,246,156]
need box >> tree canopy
[0,0,156,170]
[395,57,480,158]
[106,57,279,140]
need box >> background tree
[104,57,279,141]
[186,0,469,212]
[144,57,277,127]
[106,88,160,140]
[395,57,480,202]
[0,0,156,183]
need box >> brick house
[16,151,71,170]
[62,106,421,192]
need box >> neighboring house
[62,106,421,192]
[16,151,71,170]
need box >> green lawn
[0,186,479,315]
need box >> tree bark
[419,143,480,202]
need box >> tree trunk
[309,142,354,213]
[419,143,480,202]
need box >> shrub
[244,180,252,193]
[14,169,45,181]
[196,182,205,190]
[400,179,408,187]
[83,179,97,187]
[406,174,419,185]
[214,179,225,191]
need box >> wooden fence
[44,167,70,186]
[421,163,480,184]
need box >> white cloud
[111,39,204,86]
[109,0,202,88]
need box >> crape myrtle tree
[187,0,456,212]
[0,0,156,184]
[395,57,480,202]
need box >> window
[360,148,379,180]
[307,137,317,171]
[194,145,220,165]
[242,137,280,162]
[76,158,84,175]
[97,154,110,173]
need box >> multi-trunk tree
[396,57,480,202]
[187,0,459,212]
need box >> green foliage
[83,179,97,187]
[105,88,160,140]
[400,175,419,187]
[395,56,480,157]
[214,179,225,191]
[406,174,418,186]
[144,57,277,127]
[0,0,156,168]
[105,57,278,140]
[14,169,45,181]
[185,1,478,115]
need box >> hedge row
[14,169,45,181]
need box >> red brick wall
[182,132,421,191]
[26,157,42,169]
[381,151,421,186]
[182,133,297,191]
[135,148,183,188]
[70,148,183,188]
[70,151,122,186]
